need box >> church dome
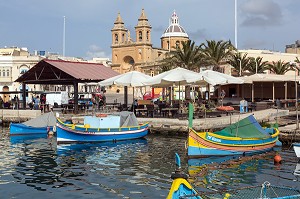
[161,11,188,38]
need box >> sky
[1,0,299,60]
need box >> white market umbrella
[200,70,244,85]
[142,67,207,103]
[99,71,151,109]
[142,67,206,87]
[99,71,151,87]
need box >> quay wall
[2,108,297,144]
[0,110,41,123]
[135,109,289,133]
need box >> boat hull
[10,123,53,135]
[56,120,149,144]
[293,143,300,158]
[167,178,201,199]
[188,128,279,157]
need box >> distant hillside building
[111,9,189,76]
[285,40,300,54]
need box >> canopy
[99,71,151,87]
[142,67,206,87]
[200,70,244,85]
[23,112,56,127]
[239,73,300,84]
[214,115,270,139]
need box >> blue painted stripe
[188,146,273,157]
[204,133,277,145]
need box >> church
[111,9,189,76]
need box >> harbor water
[0,127,300,198]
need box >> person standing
[0,96,3,109]
[220,89,226,106]
[102,90,107,108]
[34,96,40,110]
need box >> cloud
[188,29,208,42]
[240,0,283,27]
[85,45,110,60]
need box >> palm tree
[158,54,176,73]
[200,40,236,72]
[227,52,251,76]
[169,40,202,71]
[266,60,293,75]
[248,57,268,74]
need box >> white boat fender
[53,125,56,133]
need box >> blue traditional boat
[56,111,149,144]
[168,153,300,199]
[188,115,280,157]
[167,153,201,199]
[10,112,56,135]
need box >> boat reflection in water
[10,134,48,144]
[56,138,149,171]
[187,152,278,192]
[56,138,148,155]
[11,136,148,197]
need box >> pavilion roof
[15,59,119,85]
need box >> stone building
[111,9,189,76]
[0,47,43,103]
[285,40,300,54]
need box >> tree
[200,40,236,72]
[265,60,293,75]
[227,52,251,76]
[169,40,202,71]
[248,57,268,74]
[158,54,176,73]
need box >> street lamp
[255,59,258,74]
[290,61,299,129]
[237,59,242,76]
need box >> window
[122,34,125,42]
[139,31,142,41]
[2,70,5,77]
[6,69,9,77]
[176,41,180,48]
[151,71,154,77]
[115,34,118,43]
[167,41,170,50]
[146,31,149,41]
[20,68,28,74]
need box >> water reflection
[10,134,48,144]
[188,150,300,194]
[2,130,300,199]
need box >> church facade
[111,9,189,76]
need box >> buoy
[274,154,282,164]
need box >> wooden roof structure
[15,59,120,112]
[15,59,119,84]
